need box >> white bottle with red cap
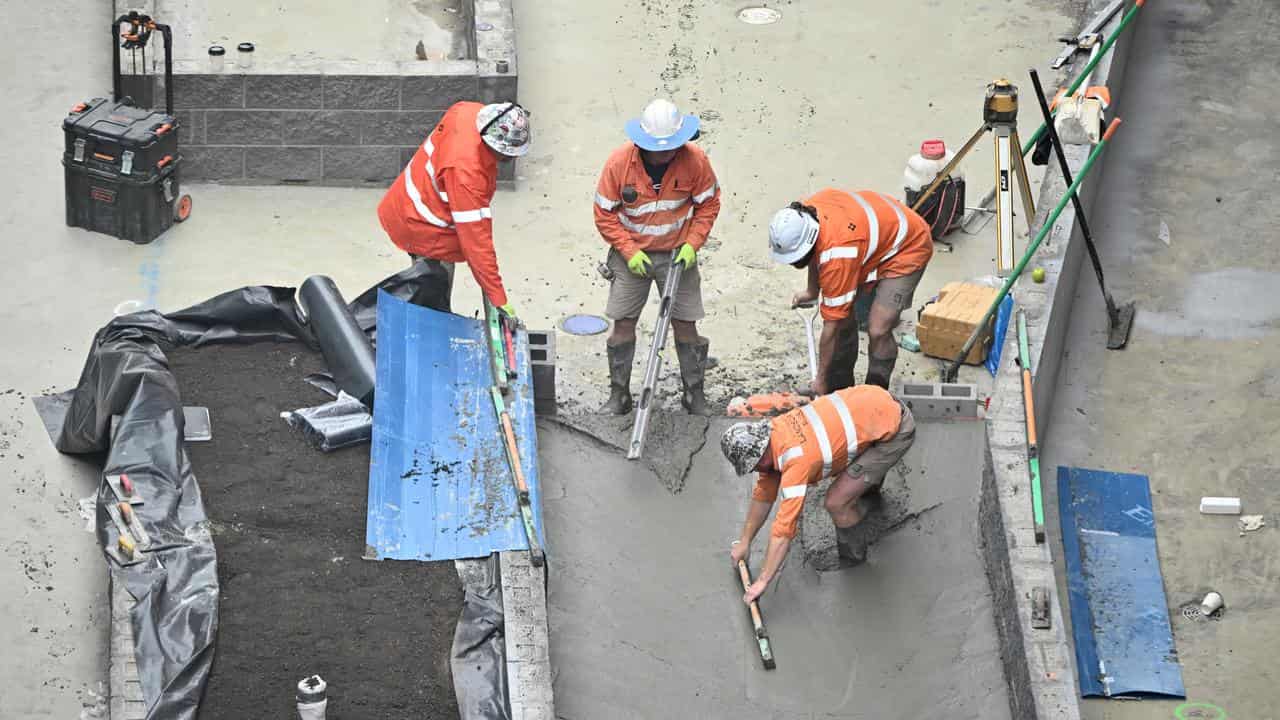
[903,139,962,193]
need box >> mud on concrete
[169,343,461,720]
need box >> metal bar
[943,118,1122,382]
[1023,0,1146,154]
[1050,0,1124,69]
[736,560,776,670]
[627,262,683,460]
[795,303,818,381]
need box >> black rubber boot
[675,337,713,416]
[598,340,635,415]
[865,353,897,390]
[835,524,868,566]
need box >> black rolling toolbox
[63,12,191,244]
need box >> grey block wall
[501,551,555,720]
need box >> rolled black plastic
[299,275,376,408]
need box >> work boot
[598,340,635,415]
[835,524,868,567]
[676,337,713,416]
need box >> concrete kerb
[979,1,1137,717]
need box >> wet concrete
[538,417,1009,719]
[1040,1,1280,717]
[543,411,710,494]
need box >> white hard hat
[477,102,531,157]
[769,206,820,264]
[625,98,700,151]
[721,420,773,476]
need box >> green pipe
[944,118,1123,381]
[1021,0,1145,155]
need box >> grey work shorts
[847,401,916,486]
[867,268,925,315]
[604,248,705,322]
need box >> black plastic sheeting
[45,261,504,720]
[453,555,511,720]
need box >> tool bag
[62,12,189,244]
[906,175,965,242]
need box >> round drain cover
[738,6,782,24]
[562,314,610,336]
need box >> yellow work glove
[674,243,697,269]
[627,250,653,277]
[499,303,517,319]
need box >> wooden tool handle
[1021,368,1038,448]
[737,560,766,633]
[500,412,530,497]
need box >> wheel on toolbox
[174,194,193,222]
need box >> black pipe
[299,276,377,408]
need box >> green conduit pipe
[943,118,1123,383]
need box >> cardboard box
[916,282,1002,365]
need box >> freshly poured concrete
[1040,0,1280,716]
[539,418,1009,719]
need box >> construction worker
[594,99,721,416]
[722,384,917,603]
[378,101,531,314]
[768,189,933,392]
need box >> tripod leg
[911,124,987,213]
[1011,130,1038,233]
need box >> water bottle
[903,139,961,193]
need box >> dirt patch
[541,411,709,494]
[168,342,461,720]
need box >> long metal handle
[627,262,683,459]
[795,304,818,382]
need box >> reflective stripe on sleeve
[451,208,493,224]
[819,246,859,265]
[692,182,719,204]
[780,484,808,500]
[800,404,833,476]
[777,446,804,470]
[595,193,621,211]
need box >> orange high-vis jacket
[805,188,934,322]
[378,102,508,307]
[593,142,721,259]
[752,385,904,540]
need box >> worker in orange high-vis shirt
[378,101,530,315]
[768,189,934,392]
[594,99,722,416]
[721,384,917,604]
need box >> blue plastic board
[986,294,1014,377]
[366,291,545,561]
[1058,467,1185,698]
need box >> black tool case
[63,12,191,244]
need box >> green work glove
[499,303,517,319]
[674,243,697,269]
[627,250,653,277]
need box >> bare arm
[812,317,843,395]
[743,534,793,604]
[738,500,771,548]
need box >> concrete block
[399,146,419,169]
[401,74,479,110]
[361,111,442,146]
[324,75,401,109]
[527,330,556,415]
[898,382,979,419]
[479,75,518,104]
[173,74,244,109]
[282,110,364,146]
[245,147,323,182]
[174,110,205,145]
[245,74,323,109]
[205,110,283,145]
[323,146,402,183]
[182,146,245,181]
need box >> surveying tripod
[910,79,1036,276]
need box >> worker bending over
[379,101,531,314]
[721,385,916,604]
[768,189,933,392]
[594,99,722,416]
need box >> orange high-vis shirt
[752,385,904,539]
[805,188,934,321]
[378,102,508,307]
[593,142,721,259]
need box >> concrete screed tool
[627,261,683,459]
[737,559,777,670]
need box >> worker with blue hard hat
[593,99,722,416]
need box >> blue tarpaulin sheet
[1058,467,1185,698]
[366,291,545,561]
[986,294,1014,377]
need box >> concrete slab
[1041,0,1280,717]
[537,417,1009,719]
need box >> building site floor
[2,0,1077,716]
[1040,0,1280,717]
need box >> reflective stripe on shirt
[819,246,858,265]
[827,392,859,467]
[618,206,695,236]
[850,192,880,260]
[800,404,833,476]
[780,484,808,500]
[624,197,689,216]
[822,289,856,307]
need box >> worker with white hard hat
[768,189,934,392]
[721,384,917,602]
[593,99,722,416]
[378,101,530,314]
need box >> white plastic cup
[296,675,327,719]
[236,42,255,71]
[1199,591,1224,616]
[208,45,225,73]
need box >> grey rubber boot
[676,337,713,416]
[598,340,635,415]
